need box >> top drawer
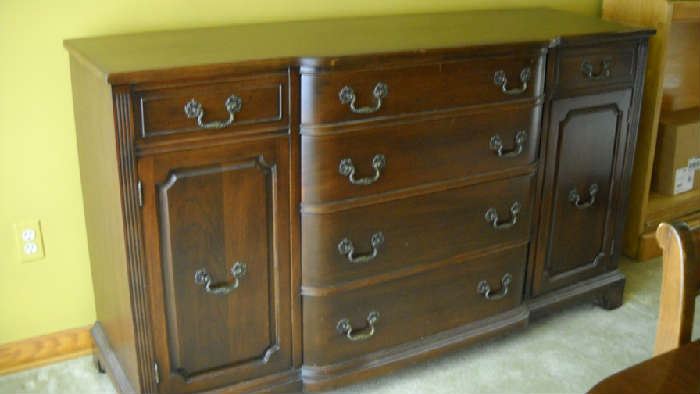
[555,43,636,91]
[301,52,544,125]
[133,74,288,140]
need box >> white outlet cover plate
[14,220,45,262]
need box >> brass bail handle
[337,311,380,341]
[194,262,247,295]
[581,58,613,80]
[338,82,388,114]
[569,184,599,210]
[490,130,528,158]
[338,154,386,185]
[493,67,531,95]
[484,201,521,230]
[184,94,242,129]
[337,232,385,264]
[477,273,513,301]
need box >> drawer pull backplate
[184,94,242,129]
[338,154,386,185]
[490,130,528,158]
[194,262,247,295]
[477,273,513,301]
[569,184,599,210]
[337,311,380,341]
[485,202,521,230]
[337,232,384,264]
[493,67,531,95]
[338,82,388,114]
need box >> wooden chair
[653,221,700,356]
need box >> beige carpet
[1,256,698,393]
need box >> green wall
[0,0,600,344]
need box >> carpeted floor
[1,256,698,394]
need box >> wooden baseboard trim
[0,325,94,376]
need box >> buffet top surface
[63,8,652,83]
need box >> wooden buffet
[64,8,652,393]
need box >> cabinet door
[139,137,291,393]
[533,90,632,296]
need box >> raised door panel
[533,90,631,295]
[139,137,291,393]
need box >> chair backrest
[654,222,700,356]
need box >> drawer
[302,245,527,366]
[302,174,535,288]
[302,105,541,204]
[133,74,287,140]
[301,52,544,125]
[556,43,636,90]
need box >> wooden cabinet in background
[65,9,652,393]
[602,0,700,260]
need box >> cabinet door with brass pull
[533,89,632,296]
[138,137,292,393]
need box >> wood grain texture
[588,340,700,394]
[532,89,633,296]
[300,51,544,125]
[645,190,700,230]
[69,58,143,392]
[63,8,652,84]
[602,0,697,260]
[301,104,541,204]
[654,222,700,355]
[0,326,93,376]
[113,87,157,393]
[65,9,653,393]
[302,175,535,289]
[638,215,700,260]
[554,42,637,91]
[92,323,136,394]
[134,73,288,140]
[661,21,699,111]
[302,306,529,391]
[672,1,700,22]
[303,245,527,366]
[138,135,293,393]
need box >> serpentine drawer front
[302,245,526,367]
[301,104,541,204]
[65,8,651,394]
[300,52,544,125]
[301,174,535,289]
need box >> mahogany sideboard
[65,9,653,393]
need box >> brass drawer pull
[193,262,247,295]
[337,232,384,264]
[338,82,388,114]
[490,130,528,158]
[337,311,380,341]
[493,67,531,95]
[184,94,242,129]
[338,154,386,185]
[485,202,521,230]
[477,273,513,301]
[569,184,599,210]
[581,59,613,80]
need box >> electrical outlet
[14,220,45,262]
